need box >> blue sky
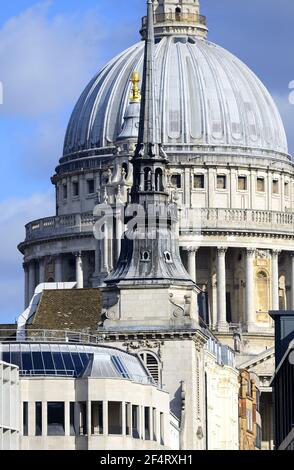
[0,0,293,323]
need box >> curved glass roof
[0,343,154,385]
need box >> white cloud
[20,115,66,177]
[0,2,104,117]
[0,191,54,322]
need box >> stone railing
[142,13,207,27]
[23,208,294,243]
[25,212,96,241]
[179,208,294,235]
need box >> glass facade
[2,348,90,377]
[0,343,152,383]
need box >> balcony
[22,208,294,245]
[179,208,294,235]
[142,13,207,28]
[24,212,96,242]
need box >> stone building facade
[238,370,262,450]
[15,0,293,449]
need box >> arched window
[256,270,269,314]
[279,274,287,310]
[175,7,181,20]
[122,163,128,179]
[155,168,163,191]
[139,352,161,385]
[144,167,152,191]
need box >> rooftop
[27,288,102,332]
[0,342,154,385]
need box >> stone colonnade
[182,246,294,332]
[23,252,84,308]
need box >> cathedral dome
[63,35,288,160]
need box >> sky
[0,0,293,323]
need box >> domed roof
[63,36,288,159]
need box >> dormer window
[164,251,173,264]
[141,251,151,262]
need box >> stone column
[184,168,191,207]
[65,402,70,437]
[103,401,108,436]
[267,173,272,211]
[245,249,256,332]
[23,263,30,308]
[87,401,91,437]
[122,402,126,436]
[187,247,198,283]
[140,406,144,440]
[128,403,133,437]
[149,406,153,441]
[217,247,228,331]
[42,401,47,437]
[211,274,218,329]
[74,403,80,436]
[54,255,62,283]
[103,223,110,274]
[28,261,36,303]
[75,252,84,289]
[39,258,46,284]
[115,206,124,262]
[272,249,280,311]
[28,402,35,437]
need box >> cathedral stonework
[15,0,293,450]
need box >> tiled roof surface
[30,289,102,332]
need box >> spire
[136,0,158,155]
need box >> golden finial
[130,71,141,103]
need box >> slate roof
[28,289,102,333]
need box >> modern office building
[0,360,20,450]
[270,310,294,450]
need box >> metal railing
[142,13,207,27]
[20,369,75,377]
[0,329,104,345]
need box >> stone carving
[197,426,204,440]
[256,249,269,259]
[169,293,185,318]
[123,340,163,359]
[233,331,242,353]
[217,247,227,256]
[102,292,120,321]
